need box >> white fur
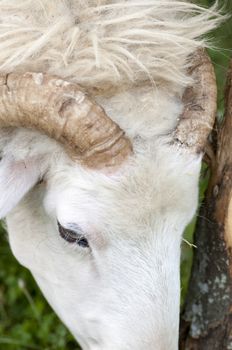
[0,156,39,218]
[0,0,222,91]
[0,1,224,349]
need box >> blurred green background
[0,1,232,349]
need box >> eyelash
[57,222,89,248]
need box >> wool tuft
[0,0,224,92]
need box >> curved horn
[0,73,132,169]
[173,48,217,153]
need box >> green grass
[0,1,232,349]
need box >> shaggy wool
[0,0,223,93]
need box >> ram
[0,1,223,349]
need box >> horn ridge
[0,72,132,169]
[173,48,217,154]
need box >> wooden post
[180,60,232,349]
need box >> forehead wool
[0,0,222,92]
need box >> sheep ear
[0,156,41,219]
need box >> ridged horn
[0,72,132,169]
[173,48,217,153]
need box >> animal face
[0,110,201,349]
[0,1,222,348]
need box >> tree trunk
[179,60,232,349]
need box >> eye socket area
[57,222,89,248]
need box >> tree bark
[180,60,232,349]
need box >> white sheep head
[0,1,221,349]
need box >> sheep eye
[57,222,89,248]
